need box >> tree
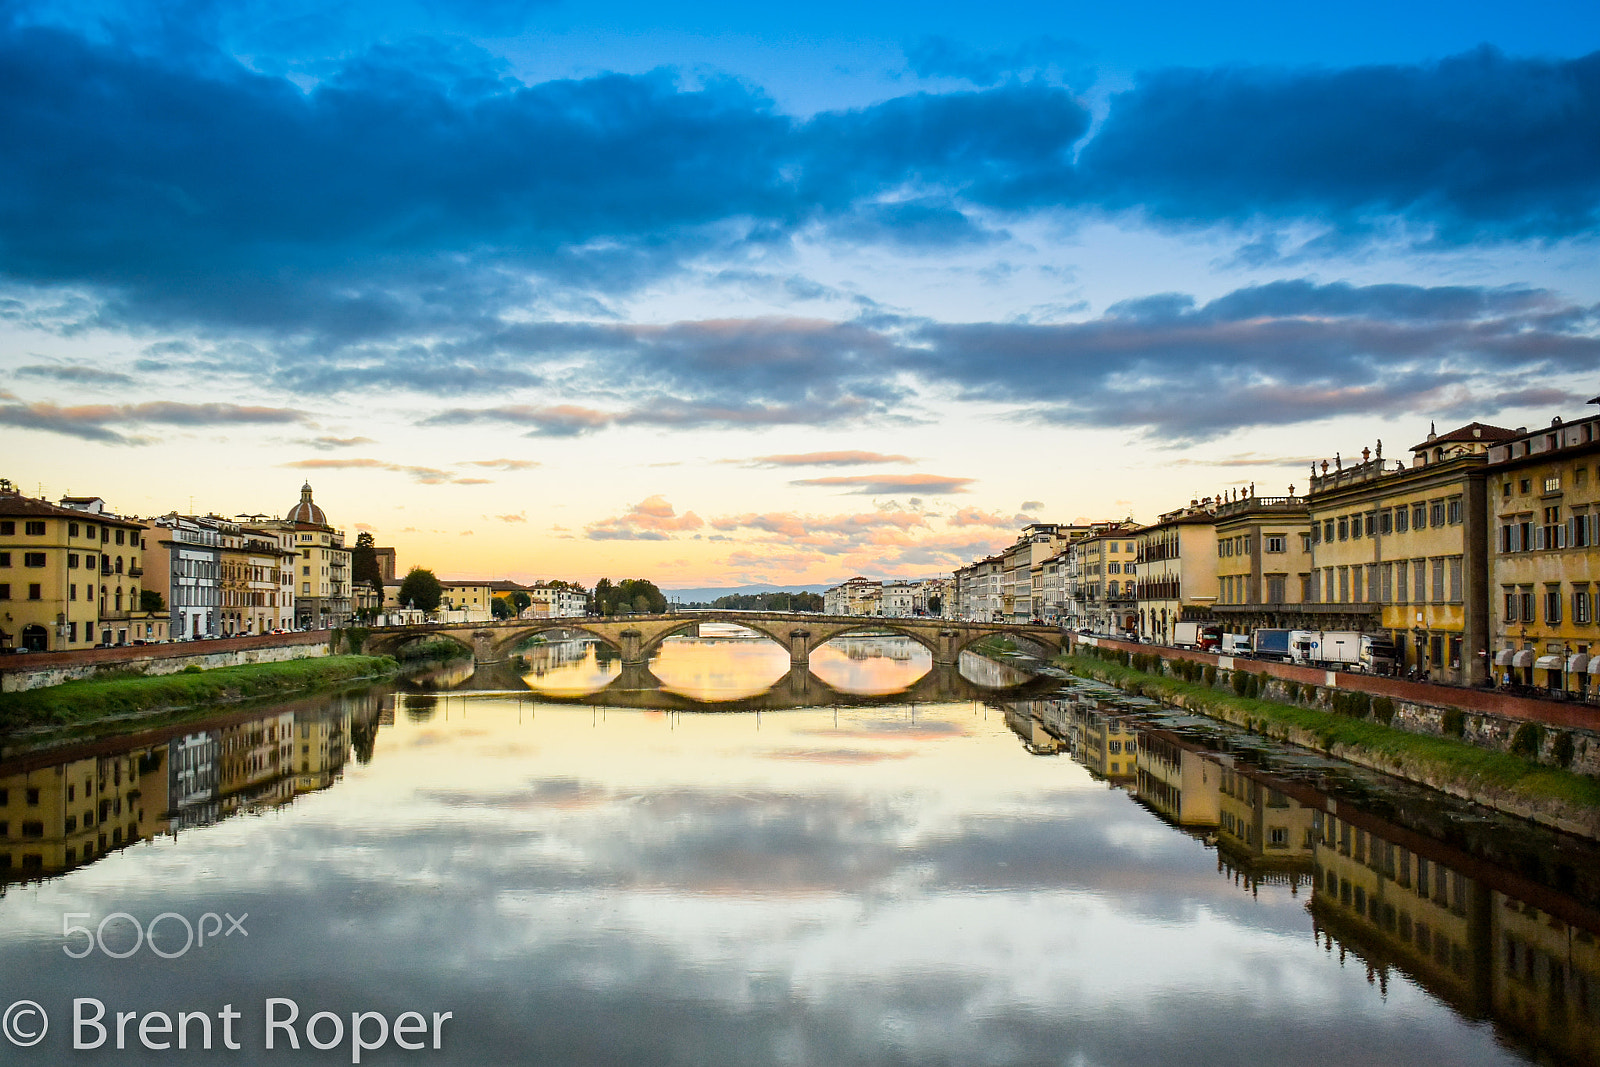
[397,567,442,612]
[140,589,166,613]
[351,531,384,600]
[491,596,514,619]
[509,590,531,614]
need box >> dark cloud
[13,363,134,385]
[0,395,308,443]
[1080,47,1600,243]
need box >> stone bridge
[409,659,1064,712]
[360,611,1065,670]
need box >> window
[0,521,11,535]
[1520,478,1531,494]
[1267,575,1286,602]
[1547,587,1564,624]
[69,584,75,601]
[1324,520,1334,542]
[1504,589,1518,622]
[0,552,7,567]
[1352,567,1364,602]
[0,584,7,600]
[27,584,40,600]
[1429,501,1445,527]
[1576,587,1593,625]
[115,530,124,545]
[1351,515,1363,539]
[1338,517,1349,541]
[1338,567,1350,603]
[1395,507,1409,533]
[1449,558,1463,602]
[1447,497,1462,524]
[1429,559,1445,603]
[1414,560,1427,603]
[1520,588,1535,622]
[24,521,44,536]
[26,788,39,805]
[23,553,45,567]
[1413,503,1427,529]
[1264,535,1286,553]
[1380,510,1393,535]
[1545,477,1561,493]
[67,622,76,643]
[1381,563,1393,602]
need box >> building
[1484,409,1600,693]
[953,554,1004,621]
[144,515,223,639]
[439,580,494,622]
[250,483,352,629]
[1000,523,1087,621]
[1134,502,1218,643]
[1305,424,1513,684]
[1210,488,1314,634]
[1070,521,1141,634]
[823,576,882,616]
[0,743,165,879]
[0,486,153,652]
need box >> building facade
[1210,490,1314,634]
[1485,410,1600,693]
[1134,503,1217,643]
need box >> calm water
[1,633,1597,1065]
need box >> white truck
[1288,630,1398,673]
[1172,622,1221,651]
[1221,633,1253,656]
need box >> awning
[1493,649,1515,666]
[1512,650,1536,668]
[1591,658,1600,676]
[1568,654,1590,673]
[1534,654,1564,670]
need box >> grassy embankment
[0,655,400,731]
[1058,651,1600,819]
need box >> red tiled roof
[0,492,142,525]
[1409,421,1518,451]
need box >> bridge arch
[364,628,477,660]
[482,621,626,661]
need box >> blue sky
[2,0,1598,586]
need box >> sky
[1,0,1598,589]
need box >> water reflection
[1005,682,1600,1066]
[810,634,931,694]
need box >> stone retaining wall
[1072,633,1600,778]
[0,632,334,692]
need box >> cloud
[791,474,974,495]
[904,35,1094,88]
[460,458,540,471]
[281,457,492,485]
[303,435,376,449]
[13,363,134,385]
[1019,500,1044,511]
[746,451,915,467]
[948,507,1022,528]
[0,395,309,444]
[585,495,704,540]
[493,512,527,523]
[1078,47,1600,244]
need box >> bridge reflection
[407,658,1064,711]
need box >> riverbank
[1057,651,1600,839]
[0,654,400,732]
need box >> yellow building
[1484,409,1600,693]
[1069,521,1141,634]
[1134,731,1220,827]
[1211,490,1313,632]
[292,708,352,792]
[249,484,351,629]
[439,580,494,620]
[1133,502,1217,642]
[0,745,165,879]
[0,486,151,651]
[1305,423,1514,683]
[1214,759,1316,869]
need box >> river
[0,631,1596,1065]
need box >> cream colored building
[1211,490,1314,632]
[1133,503,1217,643]
[1305,424,1512,683]
[250,484,351,629]
[1072,521,1141,634]
[1485,409,1600,692]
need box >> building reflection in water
[1003,686,1600,1066]
[0,689,384,888]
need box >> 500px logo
[62,911,248,960]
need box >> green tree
[140,589,166,613]
[397,567,442,612]
[491,596,514,619]
[510,590,531,614]
[592,578,615,615]
[350,530,385,600]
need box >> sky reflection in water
[0,645,1559,1065]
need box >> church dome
[286,481,327,526]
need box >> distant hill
[663,583,830,606]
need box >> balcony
[127,566,143,578]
